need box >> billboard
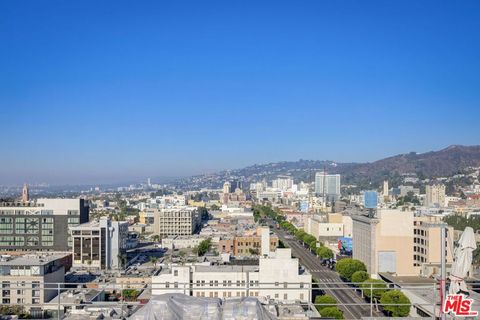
[338,237,352,253]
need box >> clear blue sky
[1,0,479,185]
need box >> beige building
[153,206,201,237]
[352,209,453,278]
[425,184,446,207]
[304,213,353,239]
[0,253,71,317]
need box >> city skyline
[1,0,480,184]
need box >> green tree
[360,279,388,300]
[314,295,337,312]
[195,238,212,256]
[316,246,334,259]
[335,258,367,281]
[122,289,140,301]
[320,307,344,319]
[308,238,318,250]
[351,271,369,285]
[295,230,306,241]
[380,290,411,317]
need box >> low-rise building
[152,248,311,302]
[0,253,71,317]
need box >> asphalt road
[273,225,381,319]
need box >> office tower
[425,184,446,207]
[314,172,341,201]
[153,207,201,237]
[147,178,151,187]
[22,183,29,202]
[0,198,89,252]
[70,217,128,270]
[364,191,378,209]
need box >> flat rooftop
[194,265,259,273]
[0,253,69,266]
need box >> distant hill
[172,145,480,190]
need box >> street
[273,225,382,319]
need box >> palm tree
[149,256,158,268]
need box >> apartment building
[352,209,453,278]
[70,217,129,270]
[0,253,71,317]
[0,198,89,252]
[151,248,311,302]
[217,227,278,257]
[153,207,201,237]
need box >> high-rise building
[22,183,29,202]
[314,172,341,201]
[425,184,446,207]
[70,217,129,270]
[0,198,89,252]
[352,209,453,278]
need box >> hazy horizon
[1,1,479,185]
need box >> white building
[314,172,341,201]
[271,176,294,191]
[70,217,129,270]
[161,235,207,250]
[152,248,311,302]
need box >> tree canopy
[380,290,411,317]
[314,295,337,312]
[335,258,367,281]
[320,307,344,319]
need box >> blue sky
[1,0,479,185]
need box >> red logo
[443,294,478,317]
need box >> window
[300,293,304,300]
[284,293,288,300]
[274,293,279,298]
[165,282,170,288]
[174,270,178,276]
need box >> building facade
[70,217,128,270]
[152,248,311,302]
[153,207,201,237]
[0,199,89,252]
[314,172,341,201]
[425,184,446,207]
[0,253,71,317]
[352,209,453,278]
